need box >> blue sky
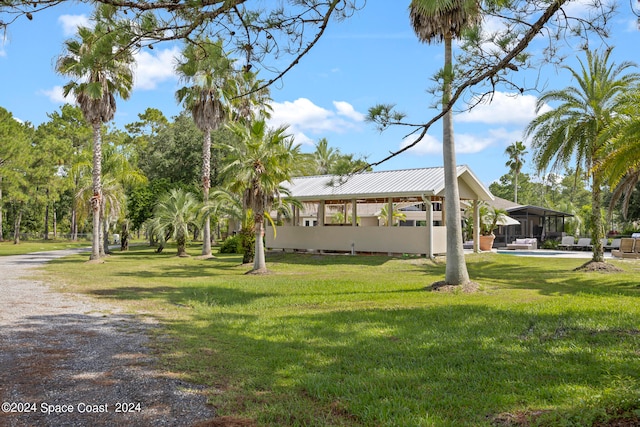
[1,2,639,186]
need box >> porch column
[387,198,393,227]
[426,199,434,258]
[352,199,357,226]
[318,201,325,227]
[473,200,480,253]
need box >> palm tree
[148,189,201,257]
[410,0,481,285]
[505,141,527,204]
[378,204,407,226]
[313,138,339,174]
[56,6,134,261]
[599,88,640,219]
[525,49,640,264]
[222,120,296,273]
[175,39,234,258]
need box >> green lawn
[41,246,640,426]
[0,239,90,256]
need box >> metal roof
[283,165,494,202]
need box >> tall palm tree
[176,39,234,258]
[410,0,481,285]
[525,49,639,263]
[56,6,134,261]
[222,120,296,274]
[148,189,201,257]
[505,141,527,203]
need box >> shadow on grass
[88,285,271,307]
[264,251,394,267]
[468,256,640,297]
[162,303,640,426]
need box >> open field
[38,246,640,426]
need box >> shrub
[541,239,559,249]
[219,235,243,254]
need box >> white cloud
[58,14,90,36]
[133,46,179,90]
[400,131,498,155]
[456,92,550,125]
[41,85,74,104]
[333,101,365,122]
[268,98,364,145]
[399,133,442,155]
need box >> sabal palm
[410,0,481,285]
[525,49,640,263]
[222,120,295,273]
[505,141,527,203]
[176,39,234,257]
[149,189,201,257]
[56,7,134,260]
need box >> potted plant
[479,205,509,251]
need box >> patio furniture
[603,238,621,251]
[611,238,640,259]
[506,238,537,250]
[558,236,575,250]
[572,238,593,251]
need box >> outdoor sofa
[506,238,537,250]
[611,238,640,259]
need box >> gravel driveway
[0,250,216,427]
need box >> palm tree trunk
[90,123,102,261]
[442,34,470,286]
[514,171,519,204]
[253,214,267,273]
[177,231,187,257]
[202,127,212,257]
[591,171,605,263]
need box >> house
[265,165,494,257]
[486,197,575,247]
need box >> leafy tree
[504,141,527,204]
[525,49,640,264]
[36,105,93,240]
[139,111,203,187]
[56,5,135,261]
[4,1,362,98]
[0,107,31,241]
[222,120,297,273]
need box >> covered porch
[266,166,494,257]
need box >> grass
[39,245,640,426]
[0,239,90,256]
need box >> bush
[541,239,559,249]
[219,235,243,254]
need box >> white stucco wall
[266,225,447,255]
